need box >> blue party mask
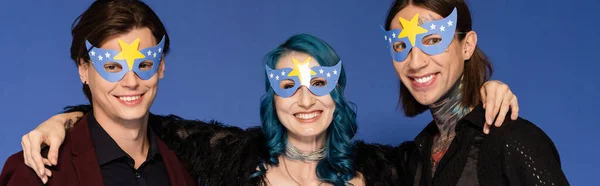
[266,57,342,98]
[382,8,458,62]
[86,35,165,82]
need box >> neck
[428,77,471,139]
[286,132,327,153]
[91,105,150,163]
[279,132,326,186]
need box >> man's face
[80,27,165,121]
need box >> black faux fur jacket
[62,105,416,186]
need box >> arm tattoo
[64,115,81,131]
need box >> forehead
[98,27,157,50]
[390,5,443,29]
[275,52,321,69]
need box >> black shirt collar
[88,111,160,165]
[414,103,486,153]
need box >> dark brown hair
[384,0,493,117]
[71,0,170,103]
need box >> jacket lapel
[157,136,193,186]
[69,114,104,186]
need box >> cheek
[274,96,293,114]
[318,95,336,113]
[88,70,114,93]
[142,78,159,88]
[393,62,412,83]
[393,62,406,75]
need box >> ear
[461,30,478,60]
[158,54,166,79]
[78,59,89,84]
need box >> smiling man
[0,1,195,186]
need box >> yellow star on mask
[287,57,317,86]
[398,13,429,46]
[113,38,146,70]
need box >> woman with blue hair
[17,34,519,185]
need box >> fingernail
[484,128,489,134]
[42,177,47,184]
[46,169,52,177]
[487,120,492,125]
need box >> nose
[297,86,316,109]
[119,71,140,89]
[406,47,429,71]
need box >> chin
[116,110,148,121]
[409,89,442,106]
[112,104,150,121]
[290,125,327,138]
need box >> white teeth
[415,74,435,83]
[118,95,141,102]
[295,112,320,120]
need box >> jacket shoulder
[0,151,44,186]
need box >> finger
[45,167,52,177]
[510,96,519,120]
[47,135,64,165]
[480,84,488,109]
[484,87,497,125]
[28,132,46,177]
[22,134,40,178]
[42,158,52,167]
[21,138,31,170]
[483,122,490,134]
[490,86,505,125]
[41,176,48,184]
[495,90,513,127]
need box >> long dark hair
[384,0,493,116]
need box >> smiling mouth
[407,72,439,91]
[114,93,145,106]
[410,73,437,84]
[294,110,323,122]
[116,95,142,101]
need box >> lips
[408,73,439,91]
[293,110,323,123]
[114,93,145,106]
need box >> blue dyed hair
[255,34,358,185]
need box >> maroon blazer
[0,114,196,186]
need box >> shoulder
[353,140,417,185]
[2,151,26,170]
[0,151,44,185]
[486,117,557,149]
[478,118,569,184]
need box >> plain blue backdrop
[0,0,596,184]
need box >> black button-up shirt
[88,112,171,186]
[408,104,569,186]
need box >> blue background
[0,0,596,184]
